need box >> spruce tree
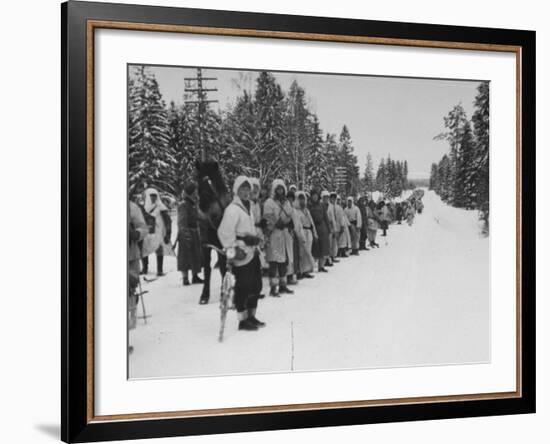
[437,155,452,202]
[253,72,286,183]
[128,66,175,196]
[434,103,468,205]
[363,153,375,192]
[429,162,439,190]
[386,156,396,197]
[167,101,190,197]
[284,80,310,188]
[222,90,259,181]
[395,161,404,196]
[223,73,286,184]
[472,81,490,222]
[338,125,360,196]
[454,120,476,208]
[323,133,339,191]
[305,114,329,190]
[431,85,489,230]
[375,158,387,193]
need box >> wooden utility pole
[184,68,218,161]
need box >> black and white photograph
[0,0,543,441]
[127,64,491,379]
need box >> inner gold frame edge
[85,19,523,423]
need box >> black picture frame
[62,1,536,442]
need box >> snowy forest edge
[128,65,490,227]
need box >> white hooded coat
[141,188,172,257]
[344,198,363,228]
[294,191,316,273]
[248,177,264,240]
[263,179,294,264]
[129,201,148,263]
[334,198,350,249]
[217,176,257,267]
[345,197,362,250]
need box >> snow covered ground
[129,190,490,379]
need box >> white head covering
[270,179,287,198]
[248,177,260,200]
[143,188,167,213]
[232,175,251,195]
[294,190,307,208]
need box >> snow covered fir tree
[127,66,423,203]
[128,66,489,223]
[429,82,490,231]
[128,66,175,196]
[127,65,492,378]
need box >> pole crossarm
[183,68,218,161]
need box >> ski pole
[138,278,149,324]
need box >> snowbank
[130,190,490,379]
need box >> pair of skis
[204,244,236,343]
[138,247,236,342]
[218,269,236,343]
[135,278,152,324]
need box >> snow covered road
[129,190,490,379]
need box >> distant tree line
[429,82,490,225]
[362,152,410,198]
[128,66,366,198]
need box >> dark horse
[196,160,232,304]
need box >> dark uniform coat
[177,196,202,274]
[309,200,331,258]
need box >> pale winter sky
[137,65,484,179]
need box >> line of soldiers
[214,177,426,332]
[253,184,412,288]
[128,178,425,336]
